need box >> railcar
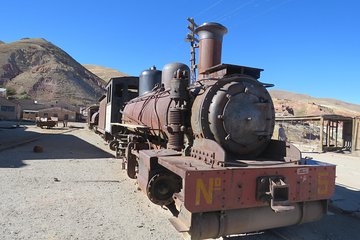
[86,105,99,130]
[94,76,139,153]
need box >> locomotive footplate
[157,156,336,213]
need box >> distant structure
[0,92,85,122]
[0,97,20,120]
[353,116,360,156]
[275,114,360,155]
[32,107,76,122]
[0,88,6,98]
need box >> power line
[234,0,293,26]
[193,0,225,18]
[214,0,255,22]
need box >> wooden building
[22,110,39,121]
[353,117,360,156]
[37,107,76,121]
[275,114,357,153]
[0,97,20,120]
[17,99,80,122]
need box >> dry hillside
[83,64,127,82]
[0,38,106,105]
[269,89,360,117]
[269,89,360,152]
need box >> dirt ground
[1,122,360,240]
[0,123,182,240]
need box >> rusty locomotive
[90,21,336,239]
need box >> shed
[22,110,39,121]
[37,107,76,121]
[275,114,355,153]
[353,117,360,156]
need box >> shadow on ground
[0,131,114,168]
[224,184,360,240]
[331,184,360,215]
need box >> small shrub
[6,87,16,96]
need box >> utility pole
[186,18,199,83]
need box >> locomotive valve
[167,69,189,151]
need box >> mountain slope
[0,38,106,105]
[83,64,128,82]
[269,89,360,117]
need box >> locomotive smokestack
[195,22,228,75]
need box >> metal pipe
[195,22,227,75]
[186,201,326,239]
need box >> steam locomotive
[89,21,336,239]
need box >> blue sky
[1,0,359,104]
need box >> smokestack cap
[195,22,228,40]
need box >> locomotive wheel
[146,172,180,206]
[127,153,137,179]
[109,140,119,151]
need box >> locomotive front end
[191,75,275,159]
[117,20,336,240]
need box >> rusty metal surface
[185,164,335,213]
[260,140,302,162]
[122,91,172,139]
[158,156,223,179]
[191,138,226,165]
[161,63,190,90]
[195,22,227,75]
[201,64,263,80]
[210,79,274,156]
[114,123,149,131]
[191,75,275,159]
[137,149,182,195]
[158,156,335,213]
[87,20,339,240]
[174,200,326,239]
[197,39,222,74]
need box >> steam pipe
[167,69,189,150]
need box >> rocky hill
[270,89,360,117]
[83,64,127,82]
[0,38,106,106]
